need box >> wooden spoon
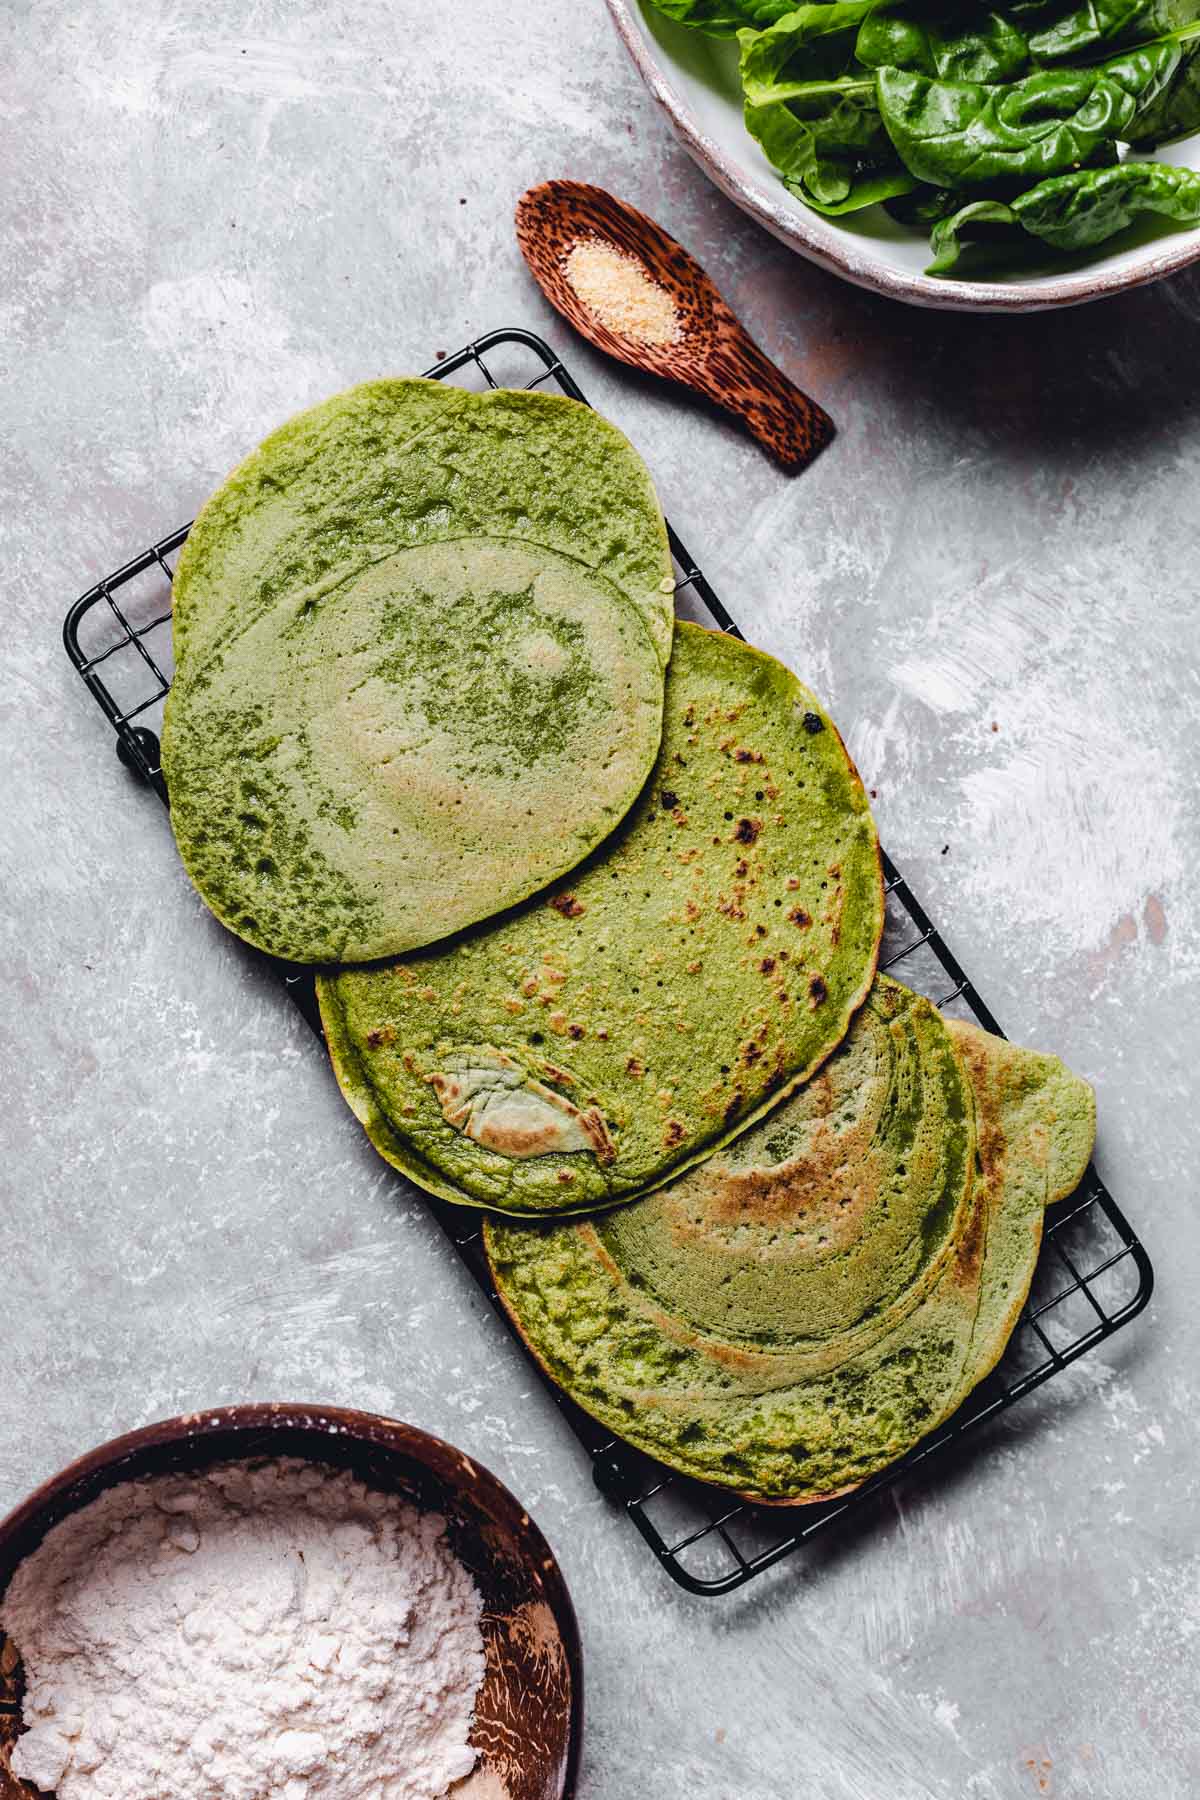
[516,180,833,471]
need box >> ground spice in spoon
[563,237,681,346]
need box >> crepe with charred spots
[318,622,884,1216]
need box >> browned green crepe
[319,621,884,1215]
[484,979,1096,1501]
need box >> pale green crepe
[485,981,1096,1501]
[319,621,884,1215]
[170,380,675,671]
[161,380,675,963]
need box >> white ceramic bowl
[607,0,1200,311]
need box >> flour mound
[1,1457,486,1800]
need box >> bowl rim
[0,1401,584,1800]
[606,0,1200,312]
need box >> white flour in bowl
[0,1457,486,1800]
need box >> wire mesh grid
[63,326,1153,1596]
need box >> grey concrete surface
[3,2,1198,1796]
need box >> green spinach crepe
[161,380,675,963]
[484,979,1096,1501]
[319,622,884,1216]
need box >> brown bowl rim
[0,1401,583,1800]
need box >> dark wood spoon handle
[694,316,834,471]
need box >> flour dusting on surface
[856,560,1194,967]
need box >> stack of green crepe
[652,0,1200,276]
[317,617,1093,1502]
[164,379,1097,1505]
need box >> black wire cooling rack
[63,326,1153,1596]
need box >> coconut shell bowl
[0,1403,583,1800]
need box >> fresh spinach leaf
[1012,154,1200,240]
[854,0,1200,82]
[877,40,1182,187]
[1027,0,1200,62]
[737,5,907,210]
[803,167,922,210]
[884,182,968,224]
[745,93,915,209]
[649,0,805,35]
[855,12,937,77]
[1128,32,1200,137]
[739,4,878,104]
[927,156,1200,269]
[927,198,1022,269]
[858,11,1031,83]
[738,3,916,212]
